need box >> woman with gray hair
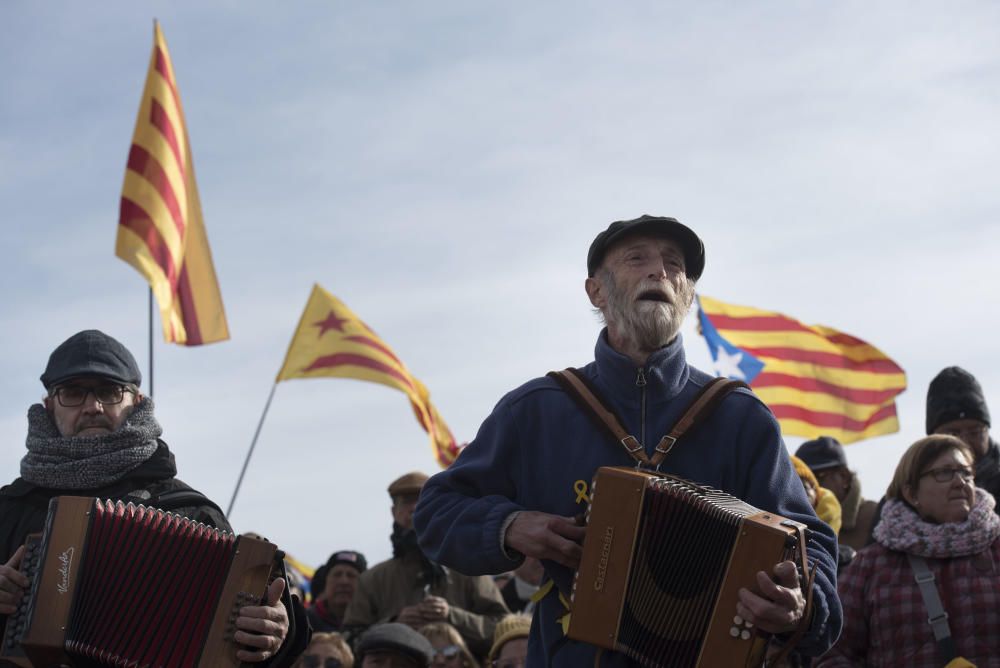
[817,434,1000,667]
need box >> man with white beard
[413,216,841,667]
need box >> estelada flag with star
[696,295,907,444]
[116,21,229,345]
[276,284,461,467]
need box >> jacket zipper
[636,367,647,449]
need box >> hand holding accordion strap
[546,368,748,469]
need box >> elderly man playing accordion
[414,216,842,666]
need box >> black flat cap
[40,330,142,390]
[355,623,433,668]
[587,215,705,280]
[795,436,848,472]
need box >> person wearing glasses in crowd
[926,366,999,510]
[419,622,480,668]
[817,434,1000,666]
[0,330,308,667]
[293,632,353,668]
[485,615,530,668]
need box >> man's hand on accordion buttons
[735,561,806,635]
[505,511,586,570]
[0,545,28,616]
[234,577,289,662]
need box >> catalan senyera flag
[277,284,461,467]
[116,21,229,346]
[697,295,907,444]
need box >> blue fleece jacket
[414,332,842,666]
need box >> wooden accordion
[1,495,278,668]
[568,466,806,668]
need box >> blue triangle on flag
[696,296,766,383]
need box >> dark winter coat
[414,331,842,667]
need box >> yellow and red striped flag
[697,295,907,443]
[277,284,461,467]
[116,21,229,346]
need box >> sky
[2,2,999,569]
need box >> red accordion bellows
[2,496,277,668]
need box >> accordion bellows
[568,467,804,668]
[2,496,277,668]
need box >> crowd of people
[0,215,996,667]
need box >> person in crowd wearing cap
[414,216,841,666]
[796,436,879,552]
[0,330,308,666]
[308,550,368,633]
[485,615,530,668]
[354,622,434,668]
[344,472,508,656]
[927,366,999,510]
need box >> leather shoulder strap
[547,368,647,465]
[650,377,749,467]
[547,369,750,468]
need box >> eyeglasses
[492,659,526,668]
[300,656,342,668]
[434,645,461,659]
[51,384,133,407]
[920,466,974,483]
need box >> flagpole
[148,287,154,399]
[227,383,278,518]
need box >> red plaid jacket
[816,540,1000,667]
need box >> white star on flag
[712,348,747,380]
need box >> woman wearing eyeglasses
[292,631,353,668]
[418,622,480,668]
[817,434,1000,667]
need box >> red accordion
[1,495,277,668]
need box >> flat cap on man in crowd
[795,436,848,472]
[586,214,705,280]
[354,622,434,668]
[388,472,429,498]
[40,329,142,390]
[926,366,991,434]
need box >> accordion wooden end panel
[1,495,278,668]
[568,467,803,668]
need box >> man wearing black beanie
[926,366,999,510]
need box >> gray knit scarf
[21,397,162,489]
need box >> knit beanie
[487,615,532,662]
[926,366,991,434]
